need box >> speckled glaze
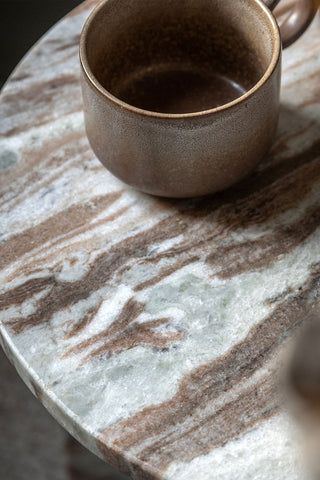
[0,1,319,480]
[80,0,282,198]
[80,0,318,198]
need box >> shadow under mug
[80,0,318,198]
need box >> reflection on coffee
[94,12,265,114]
[113,65,248,114]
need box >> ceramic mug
[287,315,320,479]
[80,0,318,198]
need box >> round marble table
[0,2,319,479]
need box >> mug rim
[80,0,281,119]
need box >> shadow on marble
[0,97,318,480]
[154,103,320,214]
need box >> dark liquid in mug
[95,14,264,115]
[113,64,247,114]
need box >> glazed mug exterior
[80,0,317,198]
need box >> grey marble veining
[0,1,319,479]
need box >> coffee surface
[91,10,266,115]
[113,63,247,113]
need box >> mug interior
[82,0,277,114]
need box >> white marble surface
[0,1,319,479]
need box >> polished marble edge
[0,1,319,479]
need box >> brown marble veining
[0,2,319,479]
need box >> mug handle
[263,0,319,48]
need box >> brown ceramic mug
[286,315,320,479]
[80,0,318,198]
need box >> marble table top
[0,1,319,479]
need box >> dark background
[0,3,129,478]
[1,0,83,86]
